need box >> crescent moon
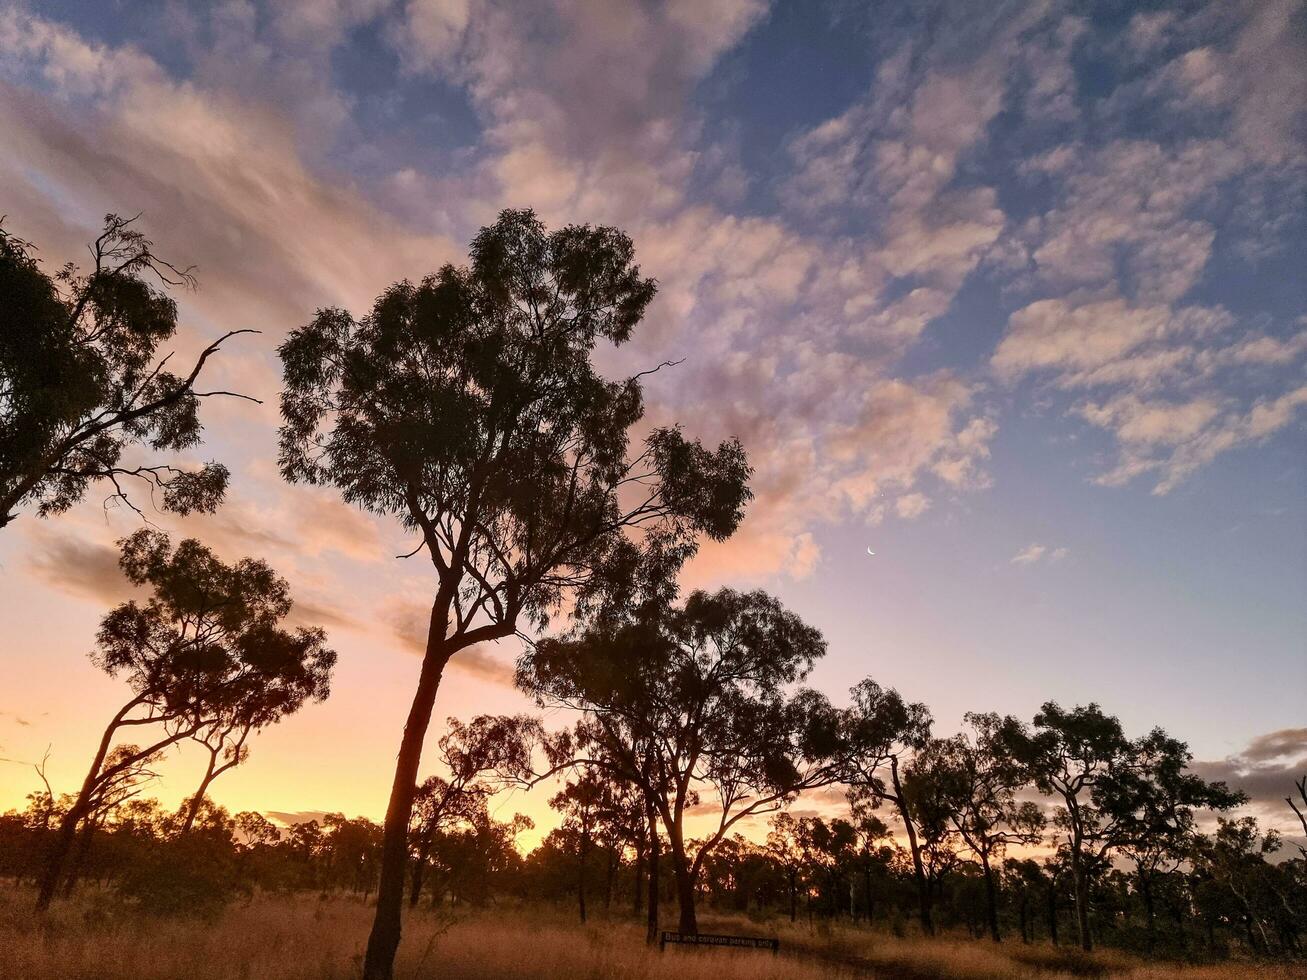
[866,547,876,556]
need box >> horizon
[2,0,1305,862]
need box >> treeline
[2,211,1303,980]
[2,716,1307,961]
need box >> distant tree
[277,209,750,980]
[59,744,163,898]
[839,678,936,934]
[1110,729,1244,949]
[1003,857,1047,943]
[848,803,895,924]
[178,634,335,834]
[520,588,843,935]
[0,214,255,529]
[1287,775,1307,860]
[1000,703,1133,951]
[766,812,805,923]
[550,773,608,922]
[912,713,1045,942]
[1006,704,1242,952]
[34,529,335,911]
[1191,817,1304,955]
[796,816,857,917]
[899,760,963,924]
[408,714,541,907]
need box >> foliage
[0,214,253,529]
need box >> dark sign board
[659,931,779,953]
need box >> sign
[659,931,779,953]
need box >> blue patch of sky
[688,0,882,217]
[31,0,195,78]
[326,17,483,183]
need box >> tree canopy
[0,214,254,529]
[278,208,751,980]
[35,529,334,911]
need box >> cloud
[894,493,930,520]
[1080,387,1307,495]
[994,102,1307,493]
[1011,544,1068,565]
[1192,728,1307,834]
[0,8,459,339]
[287,596,361,634]
[23,529,133,607]
[264,809,333,827]
[0,3,1019,594]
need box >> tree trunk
[409,833,434,910]
[1139,869,1156,952]
[362,610,451,980]
[890,757,933,936]
[645,803,660,945]
[36,709,122,911]
[604,846,615,911]
[1047,883,1059,946]
[789,869,797,923]
[577,830,589,923]
[62,817,98,898]
[633,848,645,917]
[1069,842,1092,951]
[666,831,697,934]
[981,853,1001,942]
[181,746,221,835]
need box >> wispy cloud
[1011,544,1069,566]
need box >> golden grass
[1,883,1299,980]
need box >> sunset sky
[1,0,1304,847]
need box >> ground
[1,884,1301,979]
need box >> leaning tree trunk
[604,845,615,911]
[673,862,698,934]
[889,758,934,936]
[36,706,125,911]
[181,747,222,835]
[633,847,645,917]
[362,607,451,980]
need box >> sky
[0,0,1304,847]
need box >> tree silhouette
[520,587,842,934]
[766,812,805,923]
[408,714,541,907]
[0,214,256,530]
[1108,728,1244,950]
[1000,702,1130,951]
[278,209,750,979]
[34,529,334,911]
[1285,774,1306,861]
[840,678,936,934]
[848,803,895,924]
[911,713,1045,942]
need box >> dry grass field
[1,883,1301,980]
